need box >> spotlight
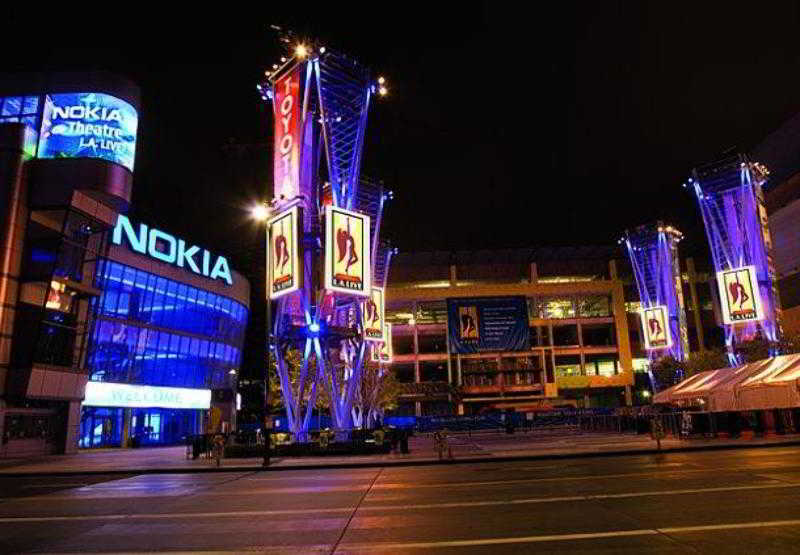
[309,322,320,333]
[251,203,270,221]
[378,86,388,96]
[295,44,308,58]
[378,76,386,85]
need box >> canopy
[653,354,800,412]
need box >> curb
[2,439,800,478]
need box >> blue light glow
[37,92,138,171]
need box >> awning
[653,354,800,412]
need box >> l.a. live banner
[273,65,302,199]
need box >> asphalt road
[3,446,800,553]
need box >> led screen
[38,92,138,171]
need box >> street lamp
[251,201,272,466]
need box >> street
[2,445,800,552]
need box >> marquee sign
[268,205,302,299]
[370,323,393,363]
[640,305,672,350]
[38,92,138,171]
[362,288,386,342]
[83,382,211,410]
[112,215,233,285]
[324,205,371,297]
[273,65,302,199]
[717,265,764,324]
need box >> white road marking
[337,518,800,550]
[21,483,89,488]
[2,481,798,523]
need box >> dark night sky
[3,3,800,261]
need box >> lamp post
[251,202,271,466]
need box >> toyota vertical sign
[38,92,138,171]
[273,65,302,199]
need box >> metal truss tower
[623,222,689,387]
[690,153,781,362]
[260,44,392,438]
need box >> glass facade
[87,260,247,389]
[81,259,248,447]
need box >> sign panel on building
[446,296,530,354]
[717,265,764,324]
[640,305,672,350]
[273,65,302,199]
[112,215,233,285]
[362,287,386,342]
[268,205,302,299]
[324,205,371,297]
[38,92,138,171]
[370,323,393,363]
[83,382,211,410]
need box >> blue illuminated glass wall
[87,260,248,389]
[0,95,39,126]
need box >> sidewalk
[2,431,799,476]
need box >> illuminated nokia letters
[112,215,233,285]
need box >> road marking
[337,519,800,550]
[372,467,726,489]
[21,483,89,488]
[2,481,798,523]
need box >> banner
[38,92,138,171]
[324,205,371,297]
[717,265,764,324]
[363,287,386,342]
[371,323,393,363]
[446,296,530,354]
[268,205,302,299]
[273,65,302,199]
[640,305,672,350]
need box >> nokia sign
[112,215,233,285]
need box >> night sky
[3,3,800,261]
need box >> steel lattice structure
[623,222,689,388]
[690,154,781,362]
[261,47,392,438]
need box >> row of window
[386,296,613,326]
[392,323,617,356]
[88,319,240,389]
[0,95,39,126]
[95,260,247,342]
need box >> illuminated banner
[268,205,302,299]
[371,323,393,363]
[324,205,371,297]
[446,296,530,354]
[83,382,211,410]
[38,92,138,171]
[273,65,302,199]
[640,305,672,350]
[717,265,764,324]
[363,288,386,342]
[112,215,233,285]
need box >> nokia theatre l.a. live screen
[38,92,138,171]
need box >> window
[552,324,579,346]
[542,297,575,319]
[582,323,616,346]
[555,354,581,377]
[577,295,610,317]
[585,354,618,377]
[420,361,448,382]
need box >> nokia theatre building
[80,215,249,448]
[0,72,249,457]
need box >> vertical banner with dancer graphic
[273,65,302,199]
[268,205,302,299]
[640,305,672,350]
[717,265,764,324]
[362,288,386,342]
[446,296,530,354]
[371,324,393,363]
[324,205,371,297]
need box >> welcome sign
[38,92,138,171]
[83,382,211,410]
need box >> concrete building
[384,248,719,416]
